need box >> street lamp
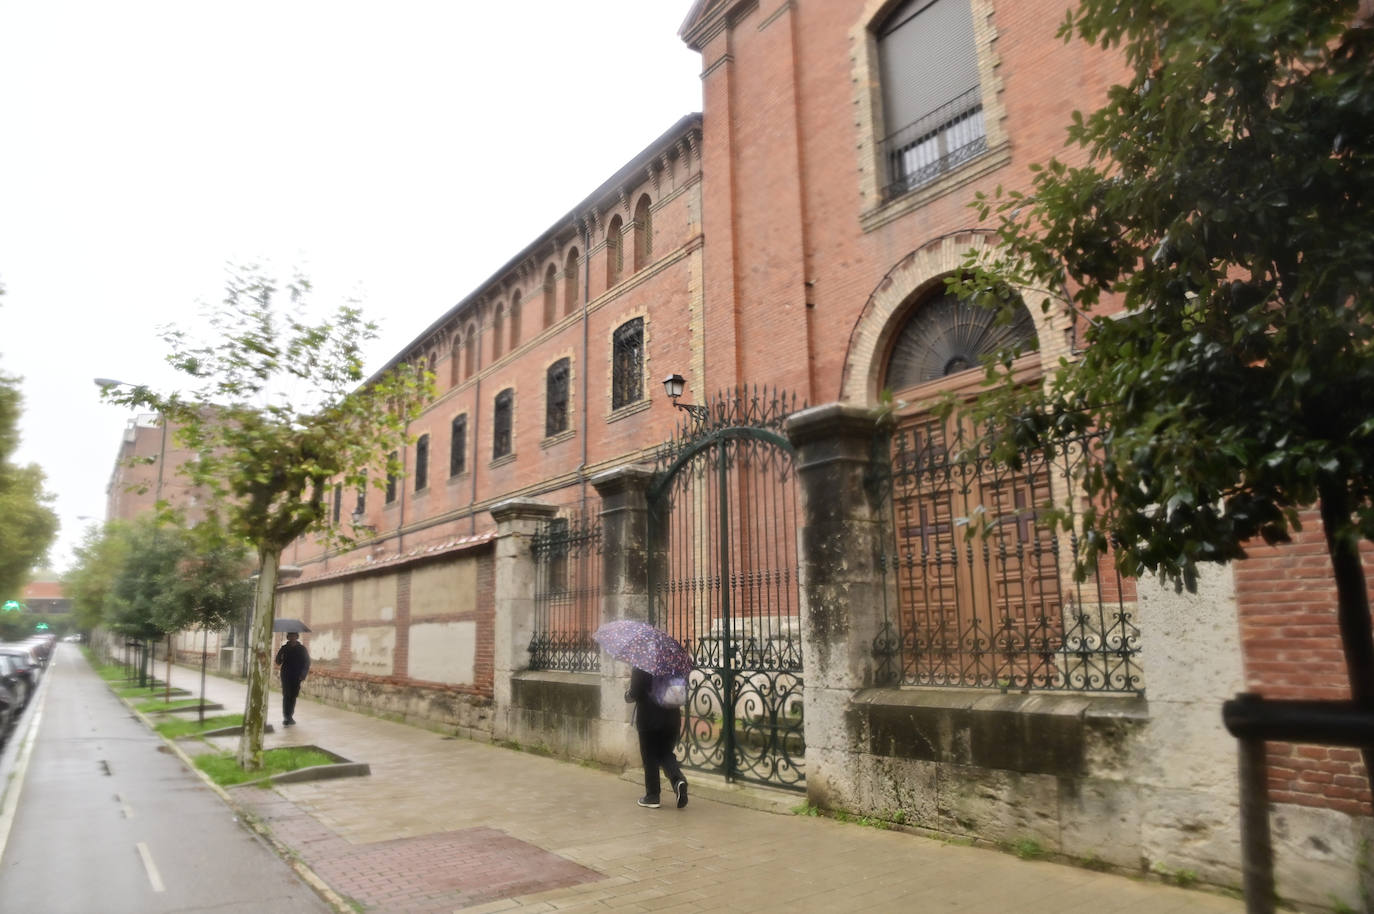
[95,377,167,505]
[662,373,708,421]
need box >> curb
[120,691,356,914]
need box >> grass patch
[195,747,339,787]
[133,697,205,713]
[155,714,243,739]
[1011,838,1045,860]
[115,684,176,698]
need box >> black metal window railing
[873,416,1143,695]
[879,87,988,203]
[529,511,602,672]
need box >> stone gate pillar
[784,403,888,805]
[489,497,558,742]
[591,464,657,764]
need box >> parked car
[0,645,40,695]
[22,635,54,666]
[0,654,27,712]
[0,664,16,747]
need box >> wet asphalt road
[0,643,333,914]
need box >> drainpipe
[579,219,591,516]
[470,318,483,535]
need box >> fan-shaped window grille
[885,289,1037,391]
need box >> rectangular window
[877,0,986,200]
[355,481,366,519]
[414,434,429,492]
[493,389,514,459]
[385,451,398,504]
[546,358,570,437]
[450,415,467,477]
[612,318,644,410]
[332,483,342,525]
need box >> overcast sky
[0,1,703,575]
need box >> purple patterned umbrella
[592,620,694,676]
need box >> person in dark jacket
[274,631,310,726]
[626,666,687,809]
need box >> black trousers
[281,678,302,722]
[638,725,685,798]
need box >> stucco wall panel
[408,621,476,685]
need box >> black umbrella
[272,618,311,633]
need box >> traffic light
[2,600,22,612]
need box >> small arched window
[543,264,558,328]
[633,195,652,272]
[464,323,477,379]
[450,334,463,386]
[492,305,505,361]
[509,290,522,351]
[564,248,579,316]
[605,215,624,288]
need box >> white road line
[0,676,50,865]
[136,841,166,893]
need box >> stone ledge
[852,687,1148,777]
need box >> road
[0,643,333,914]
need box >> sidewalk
[148,658,1244,914]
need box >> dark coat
[275,639,310,683]
[627,666,680,734]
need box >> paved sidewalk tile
[148,660,1245,914]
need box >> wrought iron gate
[647,388,805,791]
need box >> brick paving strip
[234,789,602,914]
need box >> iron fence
[529,510,602,672]
[872,415,1143,694]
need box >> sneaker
[283,719,295,727]
[637,795,661,808]
[675,780,688,809]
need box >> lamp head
[662,373,686,400]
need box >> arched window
[564,247,579,316]
[449,414,467,477]
[612,317,644,409]
[605,215,624,288]
[414,434,429,492]
[877,0,987,200]
[545,358,571,437]
[543,264,558,328]
[492,305,505,361]
[509,290,522,350]
[633,195,652,272]
[464,323,477,380]
[883,285,1036,393]
[450,334,463,386]
[493,388,514,459]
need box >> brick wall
[1235,512,1374,815]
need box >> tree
[105,516,190,687]
[104,267,431,768]
[953,0,1374,775]
[170,520,254,722]
[0,284,59,597]
[67,521,131,636]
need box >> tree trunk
[1318,480,1374,788]
[164,633,172,703]
[199,627,209,725]
[236,547,281,771]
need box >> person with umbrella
[593,620,690,809]
[273,619,311,727]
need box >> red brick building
[261,2,1367,903]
